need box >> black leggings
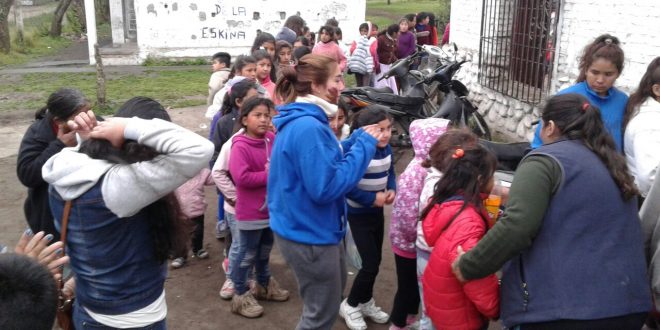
[347,212,384,306]
[390,254,419,327]
[520,312,647,330]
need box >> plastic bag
[345,226,362,270]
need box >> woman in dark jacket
[16,88,90,241]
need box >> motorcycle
[342,44,491,146]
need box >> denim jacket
[50,182,166,315]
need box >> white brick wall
[450,0,660,141]
[122,0,366,60]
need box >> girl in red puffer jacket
[420,144,500,330]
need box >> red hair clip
[582,102,590,112]
[452,148,465,159]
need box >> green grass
[143,57,209,67]
[366,0,450,38]
[0,68,209,114]
[0,11,75,67]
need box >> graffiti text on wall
[200,28,246,39]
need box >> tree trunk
[50,0,73,37]
[0,0,14,54]
[14,0,23,45]
[71,0,86,34]
[94,44,106,108]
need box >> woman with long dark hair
[453,93,651,329]
[43,97,213,329]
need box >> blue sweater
[531,82,628,151]
[344,144,396,214]
[268,102,378,245]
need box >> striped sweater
[346,145,396,214]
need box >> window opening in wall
[478,0,560,104]
[123,0,137,41]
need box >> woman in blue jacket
[268,54,382,330]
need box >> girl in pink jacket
[312,25,347,72]
[227,97,289,318]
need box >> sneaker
[219,279,235,300]
[231,291,264,318]
[194,249,209,259]
[359,298,389,324]
[222,258,229,274]
[252,277,289,302]
[170,257,185,269]
[215,221,227,240]
[339,298,367,330]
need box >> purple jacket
[228,131,275,223]
[397,31,416,59]
[389,118,449,258]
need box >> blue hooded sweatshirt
[268,102,378,245]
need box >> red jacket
[422,199,499,330]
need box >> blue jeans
[417,248,435,330]
[230,227,274,294]
[225,212,240,274]
[73,299,166,329]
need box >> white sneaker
[339,298,367,330]
[219,278,235,300]
[359,298,389,324]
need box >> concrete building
[448,0,659,141]
[84,0,366,65]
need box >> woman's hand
[14,230,70,280]
[90,118,129,148]
[67,110,98,142]
[451,245,467,283]
[57,123,78,147]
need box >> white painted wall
[450,0,660,141]
[128,0,365,60]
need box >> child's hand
[373,191,386,207]
[90,118,129,148]
[363,124,383,141]
[384,190,396,204]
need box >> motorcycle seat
[362,86,394,94]
[364,89,425,106]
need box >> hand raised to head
[67,110,98,142]
[89,117,129,148]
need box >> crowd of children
[8,8,660,330]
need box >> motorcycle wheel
[466,111,492,141]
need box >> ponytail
[541,94,638,200]
[275,54,337,104]
[35,88,90,120]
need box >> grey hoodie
[42,118,214,218]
